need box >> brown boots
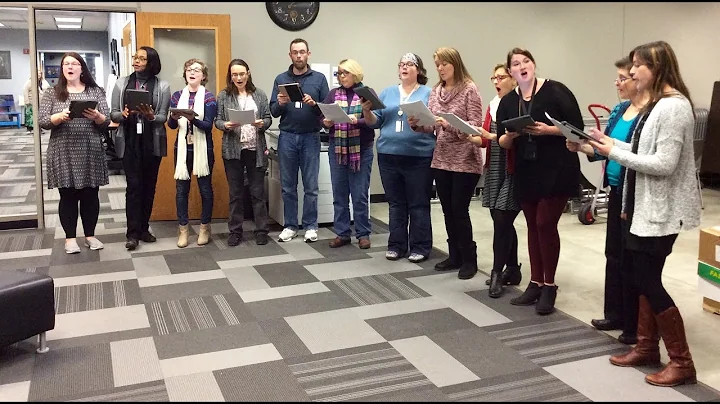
[609,295,697,387]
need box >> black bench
[0,271,55,353]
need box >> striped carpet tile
[331,274,425,306]
[288,347,433,401]
[66,382,169,402]
[54,280,138,315]
[0,233,43,252]
[445,373,590,402]
[148,294,241,335]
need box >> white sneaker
[65,239,81,254]
[408,253,426,263]
[304,229,318,243]
[278,228,298,242]
[84,237,104,250]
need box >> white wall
[107,12,136,78]
[0,28,31,106]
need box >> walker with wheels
[576,104,611,225]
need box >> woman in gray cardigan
[215,59,272,246]
[589,41,700,388]
[110,46,171,251]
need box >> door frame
[135,12,232,222]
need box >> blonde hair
[433,47,473,88]
[338,58,364,84]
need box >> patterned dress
[38,86,110,189]
[481,120,521,211]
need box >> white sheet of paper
[227,108,256,125]
[437,112,481,136]
[545,112,592,142]
[399,101,436,127]
[318,103,353,124]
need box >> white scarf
[174,85,209,180]
[489,95,501,122]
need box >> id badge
[395,120,403,132]
[187,133,194,145]
[136,121,143,134]
[522,138,538,161]
[240,131,248,143]
[295,101,302,109]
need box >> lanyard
[518,78,538,140]
[398,84,419,116]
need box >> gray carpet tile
[153,322,270,360]
[0,341,37,385]
[28,344,115,401]
[466,288,570,322]
[366,308,479,341]
[324,273,430,306]
[145,292,254,336]
[14,266,50,275]
[63,380,169,402]
[54,279,143,314]
[441,368,591,402]
[215,360,311,402]
[46,328,154,352]
[139,278,238,303]
[253,261,320,287]
[0,231,44,252]
[48,259,135,278]
[163,250,220,274]
[244,290,357,321]
[208,239,287,262]
[0,255,51,271]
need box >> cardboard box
[703,297,720,315]
[698,227,720,286]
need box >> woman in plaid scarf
[321,59,377,249]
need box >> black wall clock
[266,2,320,31]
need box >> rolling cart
[577,104,611,225]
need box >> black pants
[224,150,268,236]
[490,209,520,272]
[624,222,678,315]
[122,145,162,240]
[433,168,480,251]
[58,187,100,238]
[603,187,638,334]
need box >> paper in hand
[227,108,256,125]
[437,112,481,136]
[318,103,353,124]
[399,101,435,126]
[545,112,594,142]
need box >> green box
[698,261,720,286]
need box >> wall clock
[266,2,320,31]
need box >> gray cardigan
[214,88,272,168]
[608,95,701,237]
[110,75,171,158]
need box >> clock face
[266,2,320,31]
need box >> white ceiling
[0,8,109,31]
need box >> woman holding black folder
[110,46,171,251]
[496,47,583,315]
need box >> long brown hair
[56,52,98,102]
[224,59,256,96]
[433,47,474,89]
[629,41,694,113]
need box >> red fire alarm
[23,48,29,54]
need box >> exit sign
[23,48,29,54]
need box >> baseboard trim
[370,194,386,203]
[0,219,39,231]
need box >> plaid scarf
[334,87,363,172]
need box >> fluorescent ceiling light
[54,17,82,23]
[57,24,81,29]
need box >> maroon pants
[521,196,568,284]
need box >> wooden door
[121,22,133,76]
[135,12,231,221]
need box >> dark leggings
[626,233,678,314]
[490,209,520,272]
[521,196,568,284]
[58,187,100,239]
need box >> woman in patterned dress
[39,52,110,254]
[468,63,522,298]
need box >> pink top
[417,81,484,174]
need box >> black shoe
[140,232,157,243]
[617,332,638,345]
[488,271,504,298]
[510,282,543,306]
[227,233,243,247]
[536,285,558,315]
[125,238,138,251]
[591,318,623,331]
[256,233,269,246]
[457,242,478,280]
[435,257,462,271]
[485,263,522,286]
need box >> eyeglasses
[231,72,248,78]
[132,55,147,62]
[337,70,350,77]
[615,77,631,84]
[62,62,81,67]
[398,62,416,68]
[185,67,203,74]
[490,74,509,82]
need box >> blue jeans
[328,139,373,240]
[378,153,433,257]
[278,131,320,230]
[175,147,214,225]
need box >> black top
[496,79,583,202]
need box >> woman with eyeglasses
[111,46,171,251]
[496,47,583,314]
[38,52,110,254]
[364,53,434,262]
[467,63,522,297]
[567,57,649,345]
[168,58,218,248]
[215,59,271,246]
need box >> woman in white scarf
[167,58,218,248]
